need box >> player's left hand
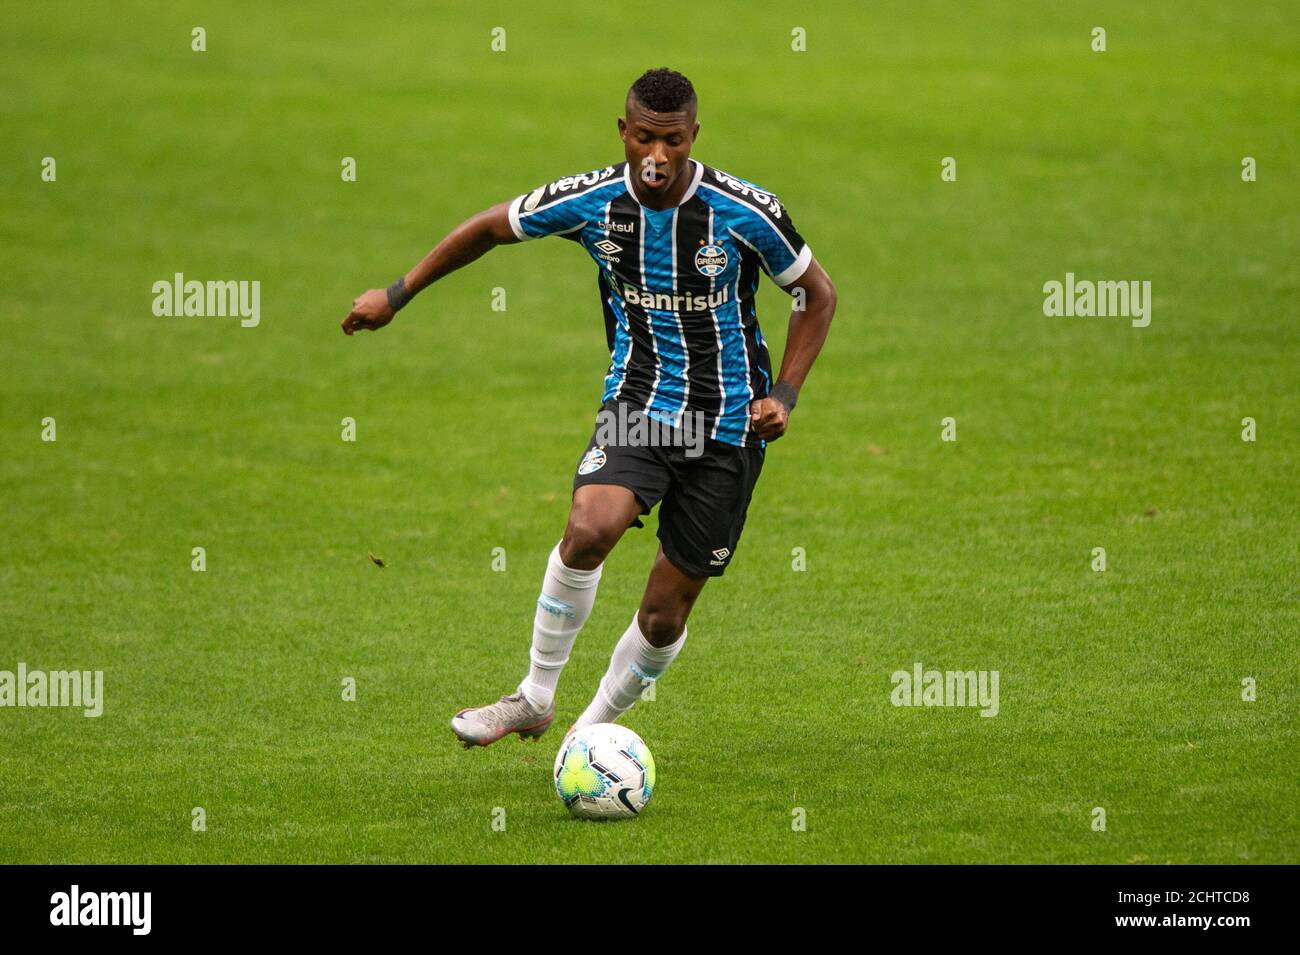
[749,397,789,441]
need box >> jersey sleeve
[506,165,621,241]
[729,189,812,286]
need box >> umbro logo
[593,239,622,255]
[709,547,731,566]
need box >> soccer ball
[553,723,656,820]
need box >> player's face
[619,99,699,204]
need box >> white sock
[576,612,687,727]
[518,542,603,713]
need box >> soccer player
[342,68,836,746]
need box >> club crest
[578,447,607,475]
[694,244,728,276]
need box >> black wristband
[770,381,799,413]
[386,278,413,312]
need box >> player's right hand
[341,289,396,336]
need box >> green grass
[1,0,1296,863]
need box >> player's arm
[749,256,837,441]
[341,200,520,336]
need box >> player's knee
[638,609,685,647]
[560,514,618,568]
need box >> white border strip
[773,244,813,287]
[507,195,530,241]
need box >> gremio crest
[578,447,607,475]
[694,244,727,276]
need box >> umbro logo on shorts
[709,547,731,566]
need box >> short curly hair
[628,68,697,114]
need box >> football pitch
[1,1,1296,864]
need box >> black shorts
[571,399,765,578]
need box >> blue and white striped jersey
[507,159,812,448]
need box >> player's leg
[557,484,642,570]
[449,487,641,748]
[451,400,672,747]
[575,547,706,727]
[574,437,764,728]
[516,485,642,710]
[638,545,710,647]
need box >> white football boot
[450,691,553,748]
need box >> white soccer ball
[553,723,656,820]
